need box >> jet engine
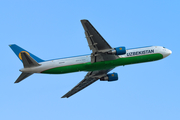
[100,73,118,82]
[109,47,126,55]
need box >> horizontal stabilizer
[15,72,33,83]
[21,52,40,68]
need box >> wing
[61,74,98,98]
[81,20,119,63]
[61,69,112,98]
[62,20,118,98]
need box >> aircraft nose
[163,48,172,58]
[168,49,172,54]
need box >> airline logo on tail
[9,44,44,63]
[18,51,30,60]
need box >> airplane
[9,19,172,98]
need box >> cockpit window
[163,47,166,48]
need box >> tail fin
[9,44,44,63]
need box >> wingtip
[14,80,19,83]
[81,19,89,22]
[61,96,67,98]
[81,19,88,21]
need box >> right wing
[81,20,119,63]
[61,69,113,98]
[81,20,112,52]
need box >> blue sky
[1,0,180,120]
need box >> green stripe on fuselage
[41,53,163,74]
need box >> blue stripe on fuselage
[42,46,154,62]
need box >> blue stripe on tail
[9,44,44,63]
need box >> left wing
[61,69,112,98]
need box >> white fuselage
[20,46,172,73]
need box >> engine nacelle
[100,73,118,82]
[111,47,126,55]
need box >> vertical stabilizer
[9,44,44,63]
